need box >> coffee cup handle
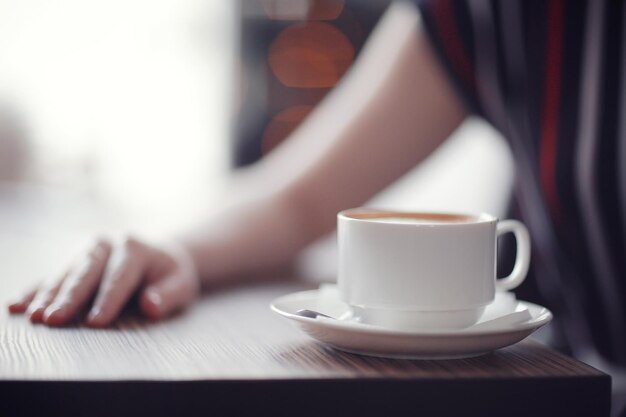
[495,220,531,291]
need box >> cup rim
[337,208,497,225]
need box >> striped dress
[415,0,626,365]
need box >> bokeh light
[268,22,354,88]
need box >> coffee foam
[344,211,480,224]
[371,217,457,225]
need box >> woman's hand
[7,236,200,327]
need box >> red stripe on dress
[539,0,565,223]
[432,0,476,93]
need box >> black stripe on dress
[521,0,548,157]
[594,0,626,362]
[550,0,595,326]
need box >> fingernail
[146,290,162,307]
[7,301,25,314]
[42,304,67,325]
[28,306,46,323]
[87,307,103,323]
[141,290,163,319]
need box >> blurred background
[0,0,234,229]
[0,0,513,279]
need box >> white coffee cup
[337,208,531,330]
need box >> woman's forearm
[180,192,309,288]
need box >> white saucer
[270,285,552,359]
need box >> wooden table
[0,186,611,417]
